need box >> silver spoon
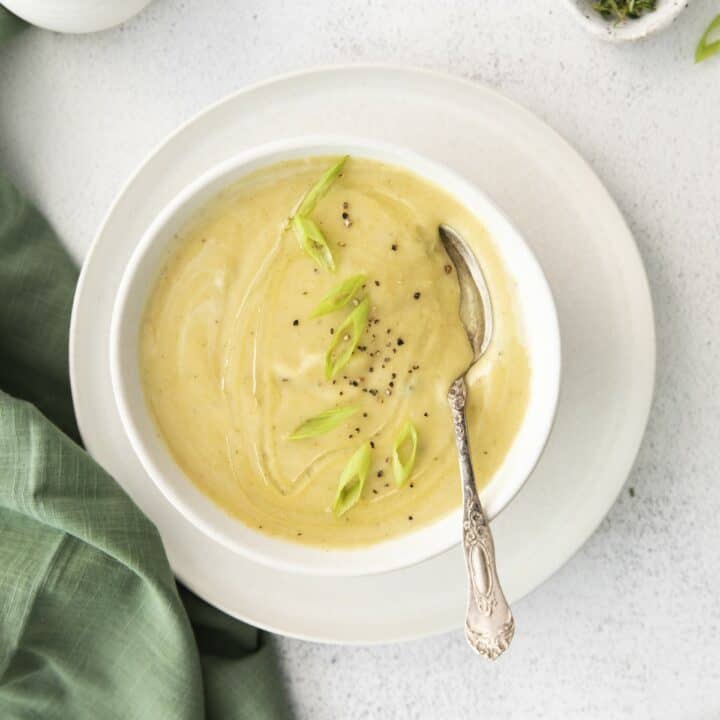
[439,223,514,660]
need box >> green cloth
[0,10,291,720]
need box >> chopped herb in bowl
[593,0,657,22]
[696,15,720,63]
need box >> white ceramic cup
[2,0,154,33]
[110,136,561,576]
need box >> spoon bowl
[439,224,493,361]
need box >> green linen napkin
[0,10,291,720]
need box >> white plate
[70,66,655,644]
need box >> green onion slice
[696,15,720,63]
[324,296,369,379]
[310,274,367,318]
[297,156,348,217]
[392,421,418,487]
[289,406,360,440]
[292,215,335,272]
[332,441,371,516]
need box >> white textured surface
[1,1,719,718]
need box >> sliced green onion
[297,156,348,217]
[324,297,369,379]
[289,406,360,440]
[332,441,371,516]
[310,274,367,318]
[392,421,418,487]
[696,15,720,64]
[292,215,335,272]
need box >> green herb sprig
[696,15,720,64]
[290,156,348,271]
[289,406,360,440]
[292,215,335,272]
[333,442,372,516]
[310,274,367,318]
[392,421,418,487]
[296,156,348,217]
[324,297,370,379]
[592,0,656,22]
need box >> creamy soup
[140,156,530,547]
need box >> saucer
[70,65,655,643]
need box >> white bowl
[563,0,692,42]
[110,136,561,576]
[2,0,154,33]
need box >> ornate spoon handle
[448,377,515,660]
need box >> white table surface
[1,1,719,718]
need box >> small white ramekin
[1,0,154,33]
[563,0,692,42]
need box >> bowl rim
[109,134,561,576]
